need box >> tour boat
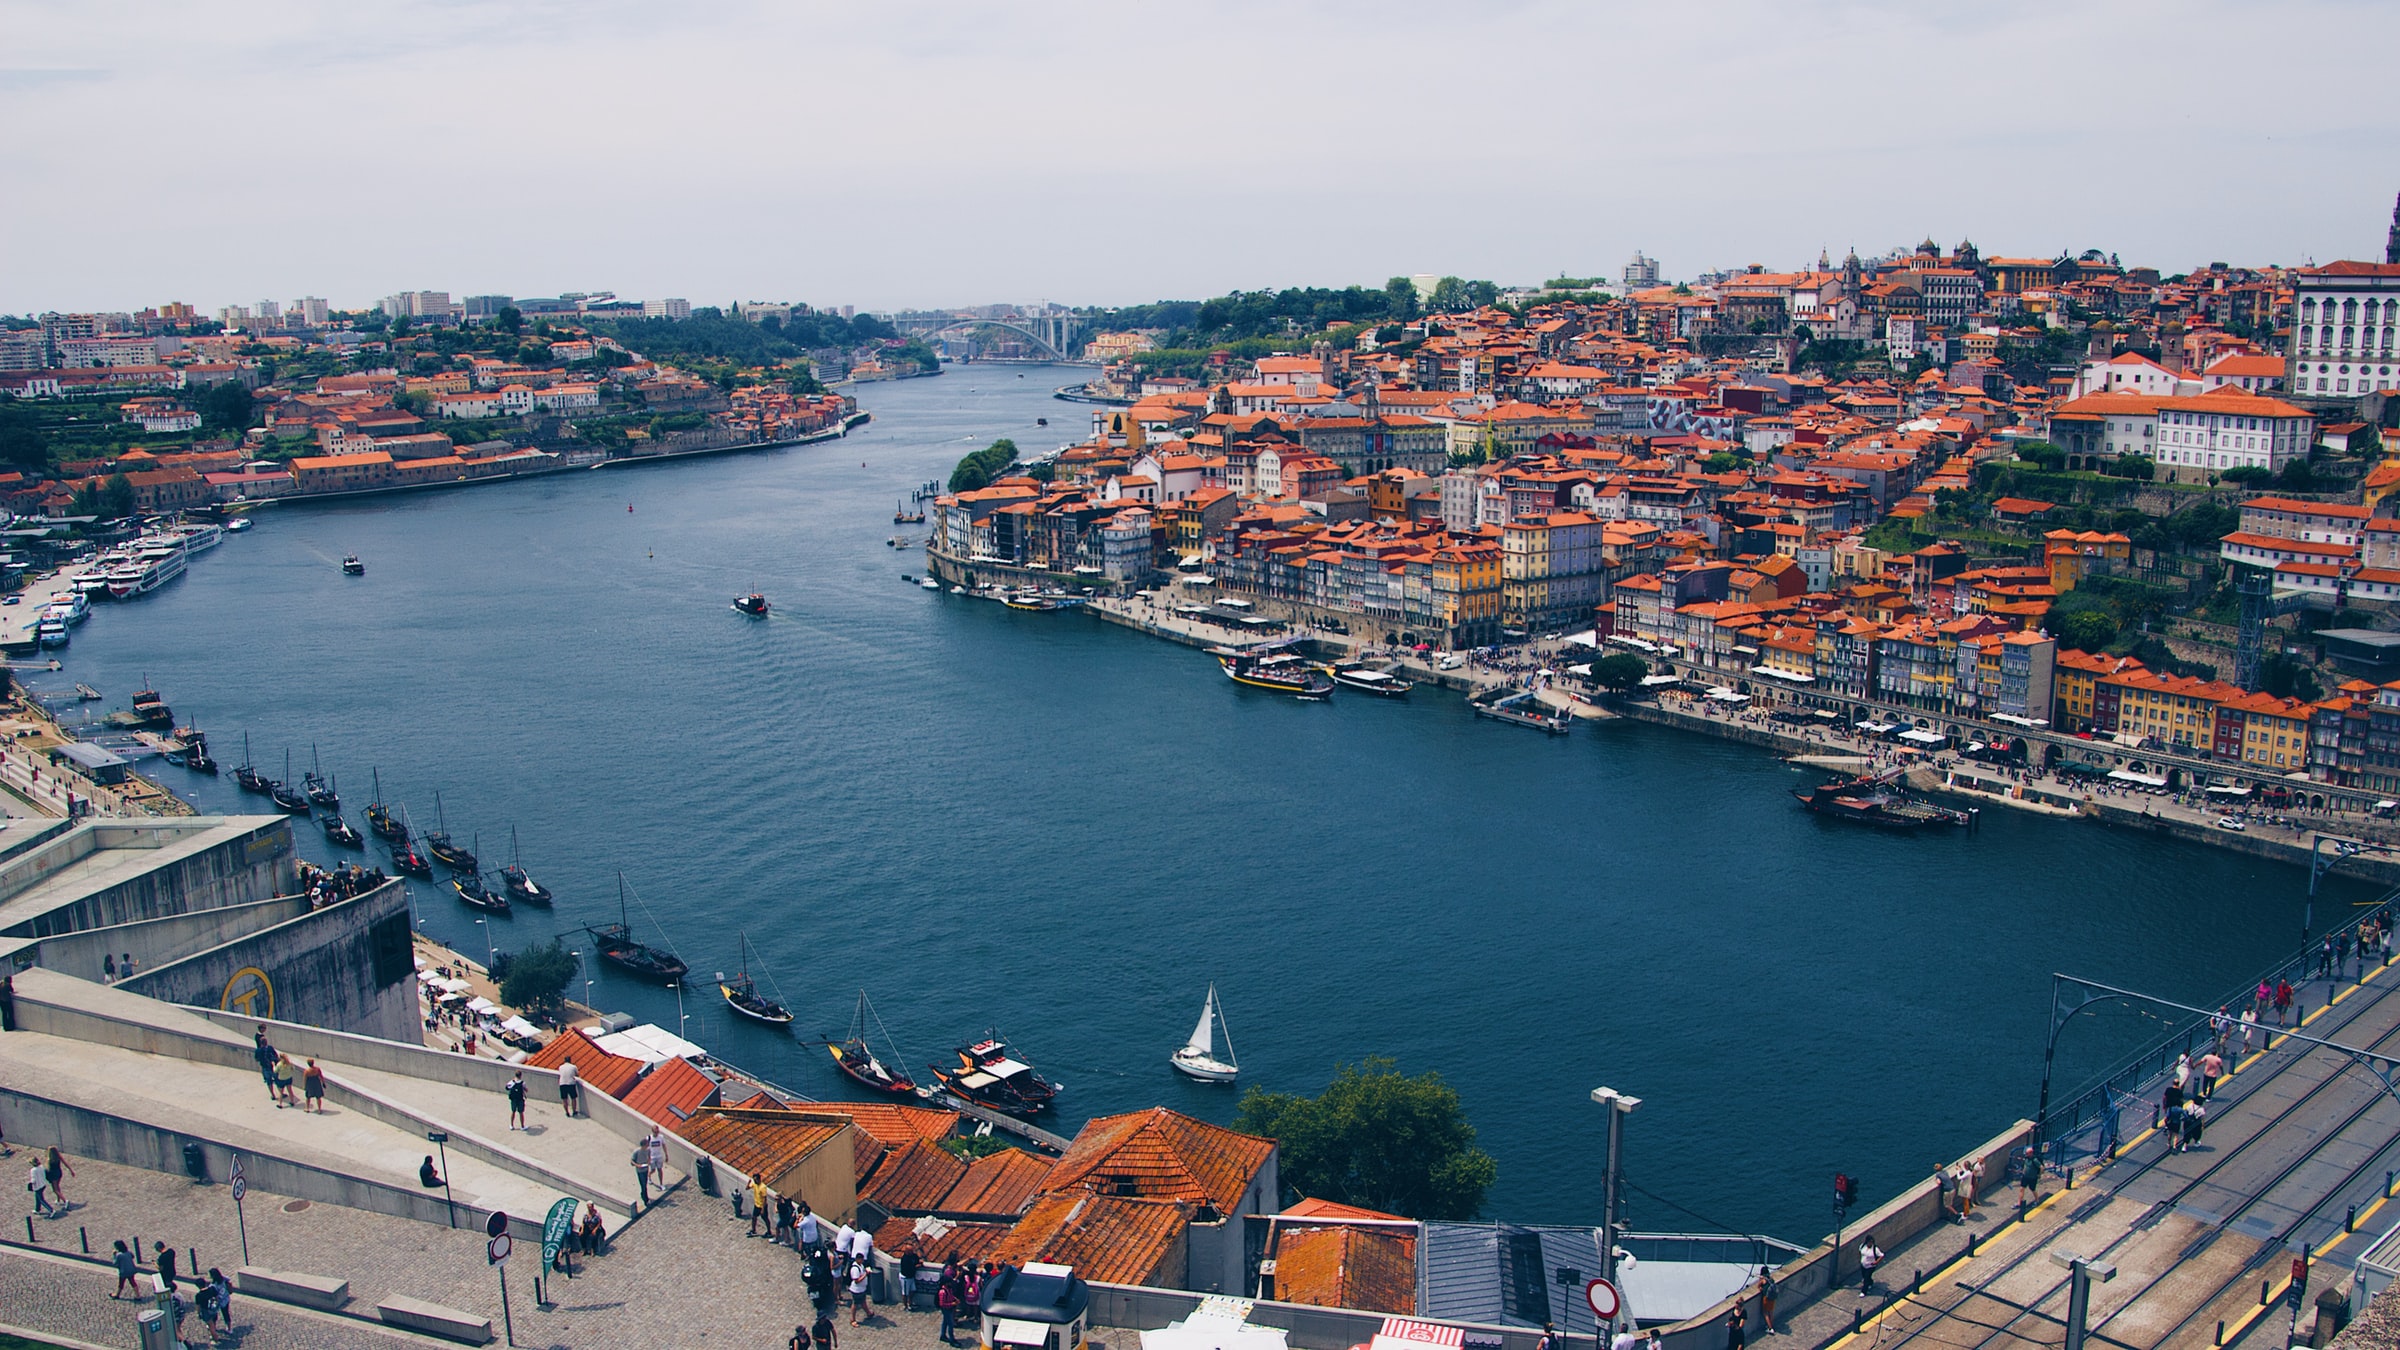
[177,523,224,552]
[365,768,405,842]
[35,616,67,649]
[1215,644,1335,699]
[930,1034,1060,1116]
[453,867,510,913]
[234,734,271,795]
[46,591,88,625]
[178,729,217,775]
[499,825,553,906]
[584,873,688,982]
[305,746,339,810]
[732,592,771,617]
[1325,663,1414,697]
[919,577,941,590]
[1170,984,1239,1083]
[268,750,310,813]
[424,792,477,871]
[320,812,365,850]
[828,991,916,1095]
[107,540,187,599]
[719,931,793,1027]
[130,687,174,729]
[1791,773,1973,830]
[224,517,253,533]
[341,555,365,576]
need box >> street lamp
[2049,1250,2116,1350]
[1589,1086,1640,1307]
[667,980,688,1040]
[474,918,495,975]
[2307,835,2392,947]
[571,950,590,1022]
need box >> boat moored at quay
[1792,771,1975,830]
[1213,640,1333,699]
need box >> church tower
[2387,191,2400,265]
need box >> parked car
[2217,816,2247,831]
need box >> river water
[26,364,2373,1243]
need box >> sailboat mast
[1215,985,1237,1068]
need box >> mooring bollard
[1912,1270,1923,1294]
[2215,1321,2225,1346]
[1967,1230,1980,1257]
[2262,1280,2271,1306]
[2348,1205,2357,1233]
[23,1216,33,1242]
[79,1226,88,1254]
[1853,1308,1864,1334]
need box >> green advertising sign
[542,1197,578,1269]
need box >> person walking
[273,1053,300,1108]
[798,1201,820,1253]
[937,1263,963,1346]
[43,1145,71,1206]
[303,1059,326,1114]
[748,1175,770,1238]
[155,1240,178,1294]
[2210,1007,2231,1054]
[1967,1156,1984,1215]
[2240,1006,2259,1054]
[2182,1098,2207,1152]
[814,1309,839,1350]
[632,1141,652,1207]
[2276,979,2294,1027]
[777,1195,798,1249]
[252,1026,279,1104]
[111,1239,139,1298]
[557,1060,581,1116]
[646,1130,668,1198]
[205,1266,234,1334]
[1536,1323,1559,1350]
[791,1327,812,1350]
[2016,1146,2041,1206]
[2197,1049,2225,1102]
[1757,1268,1779,1334]
[505,1072,527,1130]
[848,1253,873,1326]
[1856,1236,1882,1295]
[25,1156,51,1218]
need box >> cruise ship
[105,535,189,600]
[44,591,89,625]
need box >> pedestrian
[2276,979,2294,1026]
[1758,1268,1778,1333]
[632,1141,652,1206]
[1536,1323,1559,1350]
[834,1219,855,1265]
[103,953,116,982]
[791,1327,813,1350]
[273,1053,299,1108]
[207,1266,234,1334]
[2210,1007,2230,1053]
[2240,1006,2258,1053]
[253,1026,279,1103]
[2172,1053,2191,1094]
[25,1156,50,1217]
[748,1175,770,1238]
[798,1201,820,1253]
[2197,1049,2225,1101]
[112,1239,138,1298]
[848,1254,872,1326]
[851,1223,875,1266]
[557,1060,581,1116]
[505,1072,527,1130]
[2183,1098,2207,1152]
[580,1201,606,1255]
[1967,1155,1984,1214]
[155,1239,178,1293]
[2016,1147,2040,1206]
[937,1263,963,1345]
[814,1309,839,1350]
[899,1247,923,1312]
[1856,1236,1881,1295]
[303,1059,326,1113]
[43,1145,71,1205]
[2257,979,2272,1012]
[647,1130,667,1196]
[1935,1163,1956,1223]
[1726,1305,1746,1350]
[777,1195,798,1248]
[2340,930,2355,978]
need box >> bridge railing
[2040,886,2400,1172]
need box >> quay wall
[1658,1120,2037,1350]
[0,819,297,939]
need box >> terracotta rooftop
[675,1109,849,1185]
[861,1138,970,1213]
[1047,1107,1275,1216]
[940,1148,1055,1218]
[1272,1224,1419,1315]
[872,1215,1012,1267]
[618,1055,720,1127]
[817,1102,963,1149]
[1281,1197,1411,1222]
[523,1028,645,1100]
[991,1192,1192,1287]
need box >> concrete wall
[1652,1121,2036,1350]
[0,1081,548,1243]
[0,819,296,939]
[28,894,313,984]
[121,881,418,1040]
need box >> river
[23,363,2373,1243]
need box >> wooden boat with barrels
[827,991,916,1095]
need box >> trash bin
[137,1307,173,1350]
[180,1141,208,1181]
[695,1156,718,1196]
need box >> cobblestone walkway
[0,1151,958,1348]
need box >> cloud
[0,69,111,89]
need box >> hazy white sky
[5,0,2397,316]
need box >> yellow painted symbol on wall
[222,967,274,1019]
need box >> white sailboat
[1170,984,1239,1083]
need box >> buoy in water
[627,503,634,512]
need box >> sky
[5,0,2399,316]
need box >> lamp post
[428,1130,456,1228]
[474,919,495,975]
[1590,1086,1640,1310]
[2306,835,2390,948]
[667,980,686,1040]
[570,950,588,1022]
[2049,1250,2116,1350]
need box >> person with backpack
[111,1239,138,1298]
[633,1142,653,1206]
[505,1072,527,1130]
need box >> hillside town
[924,206,2400,799]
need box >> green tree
[1592,653,1649,693]
[1427,277,1468,312]
[198,381,255,433]
[498,939,579,1019]
[1703,452,1747,474]
[0,399,44,472]
[496,306,523,335]
[2054,608,2117,652]
[948,437,1022,493]
[1383,276,1421,322]
[98,473,135,519]
[1234,1056,1496,1220]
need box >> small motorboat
[828,991,916,1095]
[320,812,365,850]
[733,592,771,618]
[1170,983,1239,1083]
[929,1034,1060,1116]
[224,517,253,533]
[499,826,553,906]
[1325,662,1415,697]
[340,555,364,575]
[719,931,793,1027]
[920,577,941,590]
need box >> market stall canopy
[2109,769,2168,787]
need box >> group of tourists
[112,1238,234,1337]
[252,1025,326,1112]
[295,860,388,909]
[24,1143,74,1218]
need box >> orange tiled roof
[1047,1107,1274,1216]
[618,1056,720,1127]
[872,1215,1012,1267]
[992,1192,1191,1287]
[1281,1197,1411,1221]
[941,1148,1055,1218]
[1273,1225,1418,1314]
[524,1029,645,1099]
[862,1138,970,1213]
[675,1110,849,1184]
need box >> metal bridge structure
[890,313,1088,361]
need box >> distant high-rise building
[0,330,47,371]
[461,295,513,320]
[642,298,691,320]
[1624,252,1661,289]
[380,291,453,320]
[292,297,330,327]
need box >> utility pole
[1591,1087,1640,1294]
[2049,1250,2116,1350]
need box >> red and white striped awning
[1372,1319,1465,1350]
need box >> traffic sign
[1585,1277,1621,1322]
[230,1158,247,1203]
[487,1210,510,1239]
[488,1233,512,1266]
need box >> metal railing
[2039,886,2400,1171]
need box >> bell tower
[2386,191,2400,265]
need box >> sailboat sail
[1186,989,1217,1056]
